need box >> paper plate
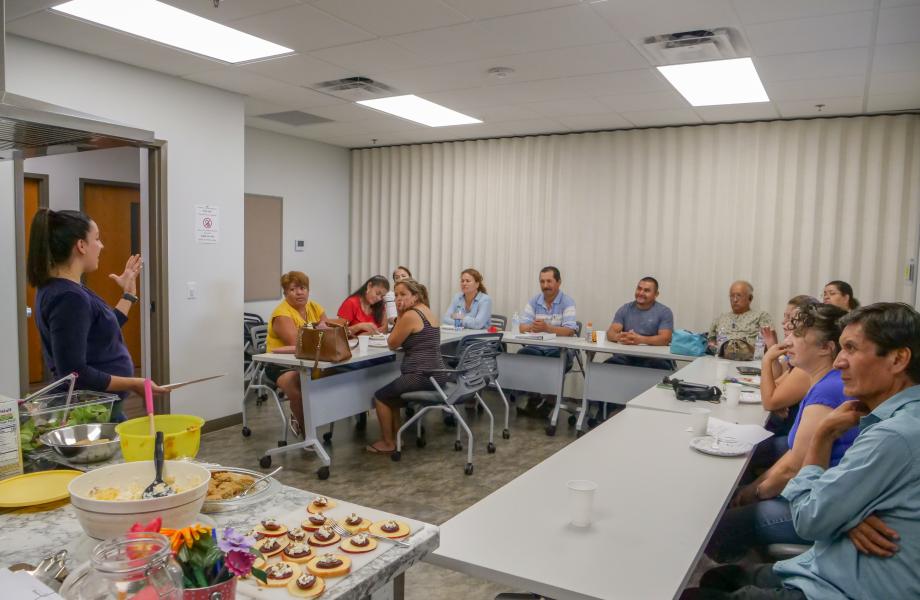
[690,436,753,457]
[739,390,762,404]
[0,470,82,508]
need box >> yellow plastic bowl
[115,414,205,461]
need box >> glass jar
[61,532,183,599]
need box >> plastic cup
[715,361,730,384]
[566,479,597,527]
[688,407,711,436]
[358,335,370,355]
[725,383,742,407]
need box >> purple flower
[225,549,256,577]
[218,527,255,554]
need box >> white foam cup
[566,479,598,527]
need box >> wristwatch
[122,292,139,303]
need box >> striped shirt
[520,291,577,331]
[400,308,446,375]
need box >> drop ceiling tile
[695,103,780,122]
[590,0,741,39]
[441,0,578,20]
[873,43,920,73]
[165,0,301,23]
[305,130,417,148]
[556,113,633,131]
[881,0,920,6]
[524,97,611,117]
[620,108,703,127]
[310,39,436,75]
[775,96,864,117]
[398,122,514,143]
[754,48,870,82]
[870,71,920,95]
[867,92,920,111]
[392,22,518,63]
[877,5,920,44]
[467,104,545,122]
[269,116,425,137]
[6,0,59,21]
[304,102,384,122]
[764,76,866,101]
[731,0,877,24]
[744,11,875,56]
[241,54,354,87]
[184,68,340,107]
[596,89,689,112]
[492,118,571,136]
[563,69,671,96]
[230,4,375,52]
[245,97,291,117]
[478,4,620,54]
[309,0,469,36]
[7,11,221,76]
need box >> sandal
[365,442,395,454]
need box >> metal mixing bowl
[39,423,121,464]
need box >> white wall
[0,160,19,398]
[243,127,350,321]
[5,36,245,421]
[24,147,140,210]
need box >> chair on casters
[241,325,289,448]
[443,333,510,439]
[545,321,587,436]
[243,313,265,381]
[489,314,508,331]
[394,341,492,475]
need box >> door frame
[23,173,50,384]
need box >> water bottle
[754,332,765,360]
[511,312,521,335]
[716,328,727,353]
[454,307,464,329]
[584,321,593,342]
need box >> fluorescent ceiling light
[357,95,482,127]
[657,58,768,107]
[52,0,293,64]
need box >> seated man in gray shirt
[605,276,675,371]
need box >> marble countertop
[0,481,439,600]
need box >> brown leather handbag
[295,322,353,377]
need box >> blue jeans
[603,353,675,371]
[706,497,808,563]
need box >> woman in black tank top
[367,279,447,454]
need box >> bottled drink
[584,321,593,342]
[511,312,521,335]
[454,307,465,329]
[754,332,765,360]
[716,329,727,353]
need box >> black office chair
[241,325,289,448]
[443,333,510,439]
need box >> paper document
[161,374,225,391]
[515,333,557,340]
[0,569,64,599]
[707,417,773,446]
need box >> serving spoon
[142,431,175,499]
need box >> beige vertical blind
[350,115,920,332]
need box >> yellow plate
[0,470,82,508]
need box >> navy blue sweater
[35,278,134,392]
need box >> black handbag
[663,376,722,402]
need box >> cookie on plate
[282,542,315,564]
[258,561,299,587]
[257,535,288,557]
[308,526,340,547]
[306,553,351,578]
[254,517,288,537]
[338,512,371,534]
[287,572,325,598]
[287,526,309,543]
[307,495,336,514]
[368,519,410,539]
[340,532,378,554]
[302,512,333,532]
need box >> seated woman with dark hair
[706,303,859,562]
[266,271,328,436]
[366,279,447,454]
[823,280,859,312]
[338,276,389,336]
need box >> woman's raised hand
[109,254,143,294]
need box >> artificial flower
[160,524,212,553]
[225,549,256,577]
[218,527,255,554]
[129,517,162,533]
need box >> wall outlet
[186,282,197,300]
[294,240,305,252]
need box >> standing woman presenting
[28,209,166,420]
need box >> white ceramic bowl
[68,460,210,539]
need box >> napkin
[706,417,773,446]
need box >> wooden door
[24,178,45,384]
[83,182,142,367]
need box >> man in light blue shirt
[604,276,675,371]
[686,302,920,600]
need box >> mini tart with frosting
[287,526,309,542]
[340,532,378,554]
[256,535,289,557]
[287,572,326,598]
[338,512,371,534]
[245,528,266,541]
[308,526,340,547]
[368,519,410,539]
[306,553,351,578]
[254,517,288,537]
[306,495,336,514]
[302,512,333,532]
[282,542,315,564]
[258,561,299,587]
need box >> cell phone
[736,367,761,376]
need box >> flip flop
[365,443,395,454]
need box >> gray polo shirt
[612,301,674,336]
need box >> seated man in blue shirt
[515,266,577,416]
[604,276,675,371]
[684,302,920,600]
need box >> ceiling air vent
[255,110,332,126]
[311,76,398,102]
[637,28,749,66]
